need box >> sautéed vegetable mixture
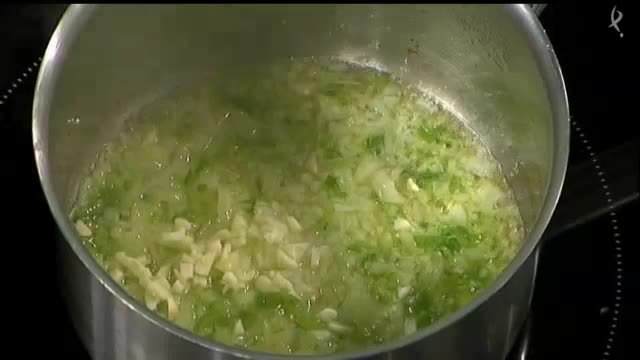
[70,59,523,354]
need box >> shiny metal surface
[33,4,569,360]
[528,4,548,16]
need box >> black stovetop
[1,4,637,360]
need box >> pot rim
[32,4,569,359]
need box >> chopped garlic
[231,214,248,234]
[310,247,322,268]
[373,170,405,204]
[404,317,417,335]
[142,128,158,145]
[180,262,194,280]
[161,228,186,241]
[216,249,240,273]
[147,279,172,301]
[181,235,196,247]
[271,272,298,298]
[145,292,159,311]
[311,330,331,341]
[231,235,247,247]
[307,154,319,174]
[247,223,261,240]
[328,321,351,334]
[207,239,222,254]
[156,265,171,279]
[111,268,124,283]
[231,214,248,247]
[213,229,232,241]
[262,219,288,243]
[393,218,412,231]
[144,275,177,321]
[284,243,310,262]
[115,252,153,284]
[195,251,217,276]
[167,298,178,321]
[234,319,245,336]
[407,178,420,192]
[222,272,240,291]
[174,217,193,231]
[189,242,203,258]
[193,275,208,288]
[75,220,92,237]
[221,242,231,258]
[398,286,412,300]
[476,182,504,210]
[237,270,257,283]
[277,249,299,269]
[172,280,185,294]
[135,255,150,266]
[317,308,338,322]
[295,280,315,295]
[255,275,277,293]
[264,228,285,243]
[447,203,468,224]
[159,228,193,251]
[286,216,303,232]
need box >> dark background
[532,4,636,359]
[0,3,637,359]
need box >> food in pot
[69,59,524,354]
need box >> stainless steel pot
[32,4,569,360]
